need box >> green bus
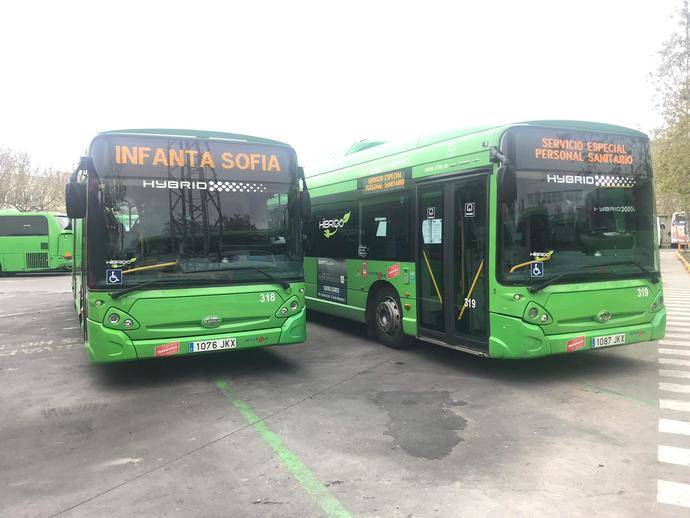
[0,210,73,274]
[303,121,665,358]
[66,129,310,363]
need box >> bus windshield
[499,127,656,284]
[85,136,301,289]
[499,171,656,283]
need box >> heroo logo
[319,211,351,238]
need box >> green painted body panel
[0,211,72,273]
[304,257,418,336]
[489,308,666,359]
[304,120,665,359]
[84,282,306,363]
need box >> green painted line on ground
[581,383,656,408]
[215,380,351,518]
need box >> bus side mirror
[65,182,86,219]
[498,166,517,205]
[300,189,311,219]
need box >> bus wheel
[373,286,413,349]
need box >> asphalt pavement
[0,250,688,517]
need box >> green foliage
[652,1,690,214]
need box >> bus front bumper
[85,308,306,363]
[489,309,666,359]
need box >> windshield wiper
[528,271,591,294]
[582,261,660,283]
[110,277,205,299]
[179,265,290,289]
[228,266,290,289]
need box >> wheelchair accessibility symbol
[530,262,544,278]
[106,269,122,285]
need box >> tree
[652,0,690,235]
[0,147,69,212]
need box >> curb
[676,250,690,273]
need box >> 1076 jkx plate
[189,338,237,353]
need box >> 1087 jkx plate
[591,333,625,349]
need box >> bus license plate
[189,338,237,353]
[591,333,625,349]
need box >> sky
[0,0,681,172]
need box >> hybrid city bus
[66,129,310,363]
[303,121,665,358]
[0,211,72,274]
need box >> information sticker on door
[422,219,443,244]
[464,202,475,218]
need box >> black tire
[372,286,414,349]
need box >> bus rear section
[0,212,72,274]
[66,130,308,363]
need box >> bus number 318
[259,292,276,303]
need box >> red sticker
[155,341,179,357]
[387,263,401,279]
[566,336,586,353]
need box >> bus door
[417,173,489,354]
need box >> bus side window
[360,194,410,261]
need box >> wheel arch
[365,280,402,325]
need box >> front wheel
[372,286,414,349]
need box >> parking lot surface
[1,250,689,517]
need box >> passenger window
[360,194,410,261]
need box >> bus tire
[372,285,414,349]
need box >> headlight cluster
[104,308,140,330]
[523,302,552,325]
[650,291,664,313]
[275,296,302,318]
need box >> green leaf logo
[342,211,351,224]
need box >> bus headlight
[275,296,301,318]
[104,309,140,330]
[650,291,664,312]
[523,302,553,326]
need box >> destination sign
[90,134,294,181]
[357,168,411,194]
[511,128,648,175]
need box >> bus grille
[26,252,49,270]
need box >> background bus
[303,121,665,358]
[0,210,72,274]
[66,129,310,363]
[671,211,687,248]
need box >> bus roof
[95,128,294,149]
[307,120,648,184]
